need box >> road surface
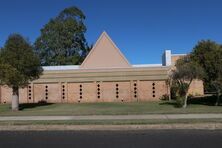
[0,130,221,148]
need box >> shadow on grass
[160,95,221,107]
[19,103,54,110]
[188,95,220,106]
[159,101,180,108]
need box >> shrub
[160,94,170,101]
[170,83,179,100]
[176,96,185,107]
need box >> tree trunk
[183,81,192,108]
[168,84,171,101]
[12,87,19,111]
[183,93,188,108]
[215,91,221,106]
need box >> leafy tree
[172,56,204,108]
[0,34,43,111]
[211,59,222,105]
[191,40,222,105]
[35,6,90,66]
[212,77,222,106]
[191,40,222,91]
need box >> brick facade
[0,80,169,104]
[0,32,204,104]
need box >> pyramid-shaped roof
[80,32,131,69]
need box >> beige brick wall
[67,82,97,103]
[33,83,61,103]
[0,86,11,104]
[0,86,30,104]
[102,82,119,102]
[0,78,202,104]
[67,81,133,103]
[19,87,28,104]
[171,55,185,66]
[0,80,169,104]
[188,79,204,96]
[138,81,168,101]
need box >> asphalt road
[0,130,222,148]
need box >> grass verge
[0,98,222,116]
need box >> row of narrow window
[78,84,82,102]
[28,83,156,100]
[134,83,137,98]
[45,85,48,100]
[62,85,65,100]
[28,85,32,100]
[116,84,119,98]
[152,83,156,98]
[97,84,100,99]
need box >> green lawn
[0,96,221,116]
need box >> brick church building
[0,32,204,104]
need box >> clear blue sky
[0,0,222,64]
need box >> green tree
[191,40,222,91]
[35,6,90,66]
[0,34,43,111]
[212,77,222,106]
[172,56,204,108]
[191,40,222,105]
[212,59,222,106]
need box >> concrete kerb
[0,114,222,121]
[1,123,222,131]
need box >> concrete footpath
[1,114,222,130]
[0,113,222,121]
